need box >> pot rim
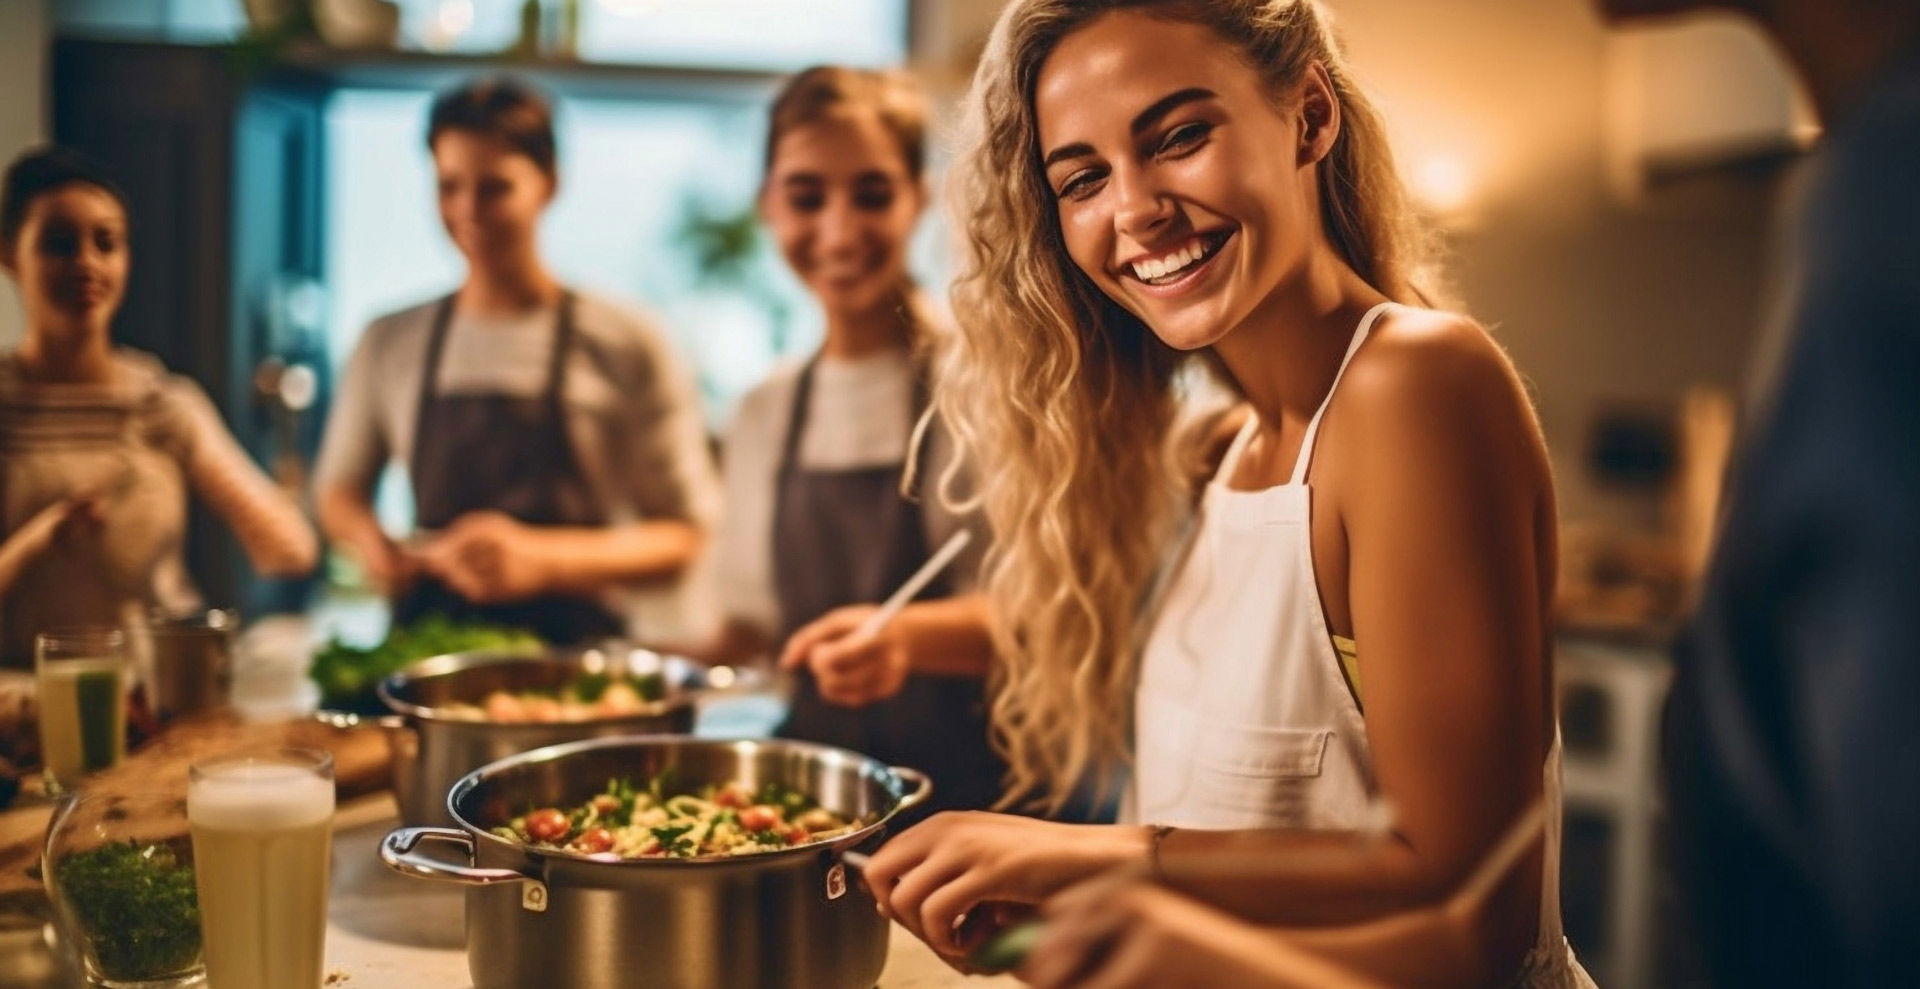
[376,649,699,726]
[447,734,926,868]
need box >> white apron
[1129,302,1595,987]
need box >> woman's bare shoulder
[1333,307,1546,483]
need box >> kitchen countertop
[0,792,1016,988]
[324,794,1020,989]
[0,640,1016,988]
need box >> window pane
[578,0,908,71]
[385,0,908,68]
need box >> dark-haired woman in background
[0,147,316,665]
[700,66,1004,813]
[314,76,719,646]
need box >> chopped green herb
[756,782,811,819]
[55,841,201,981]
[650,824,694,847]
[569,672,612,703]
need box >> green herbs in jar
[56,840,202,981]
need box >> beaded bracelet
[1148,823,1178,882]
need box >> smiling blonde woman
[861,2,1594,987]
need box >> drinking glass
[187,749,334,989]
[35,628,130,795]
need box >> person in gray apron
[316,77,719,650]
[394,290,623,646]
[769,356,1003,814]
[694,66,1006,815]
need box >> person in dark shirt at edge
[1588,1,1920,986]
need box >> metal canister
[145,608,235,722]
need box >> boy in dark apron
[396,292,623,645]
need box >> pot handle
[381,828,531,886]
[890,766,934,815]
[381,828,552,912]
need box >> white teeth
[1129,237,1215,283]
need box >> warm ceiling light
[1410,154,1475,218]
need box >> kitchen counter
[324,794,1019,989]
[0,644,1013,987]
[0,791,1020,989]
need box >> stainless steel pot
[320,649,701,827]
[380,736,932,989]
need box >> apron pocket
[1185,725,1330,827]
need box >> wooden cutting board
[0,713,390,918]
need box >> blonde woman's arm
[1021,879,1393,989]
[864,315,1555,979]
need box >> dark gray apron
[394,291,623,646]
[771,357,1004,814]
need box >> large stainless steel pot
[380,736,931,989]
[320,649,701,826]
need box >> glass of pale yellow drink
[186,749,333,989]
[35,627,129,795]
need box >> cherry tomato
[713,786,749,809]
[524,808,571,843]
[575,827,614,854]
[738,805,780,832]
[785,826,810,846]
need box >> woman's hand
[778,605,909,706]
[861,812,1148,965]
[1020,876,1388,989]
[421,511,554,604]
[0,498,103,591]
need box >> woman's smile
[1115,226,1237,297]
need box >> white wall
[1324,0,1781,524]
[0,0,50,350]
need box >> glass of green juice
[35,628,130,795]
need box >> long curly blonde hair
[938,0,1438,811]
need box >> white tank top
[1129,302,1593,987]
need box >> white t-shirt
[710,348,982,638]
[312,291,722,635]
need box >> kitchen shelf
[255,39,785,101]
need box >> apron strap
[409,291,579,493]
[408,293,459,487]
[775,354,822,481]
[545,291,578,425]
[771,353,936,503]
[1287,301,1395,486]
